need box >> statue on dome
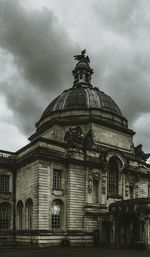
[72,49,93,86]
[74,49,90,63]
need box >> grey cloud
[0,0,150,154]
[0,0,79,136]
[0,0,75,91]
[93,0,150,37]
[89,0,150,153]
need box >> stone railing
[0,150,15,159]
[109,198,150,216]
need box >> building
[0,50,150,248]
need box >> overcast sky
[0,0,150,155]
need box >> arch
[0,202,12,229]
[17,200,23,230]
[106,150,126,171]
[51,199,64,230]
[107,157,119,195]
[25,198,33,230]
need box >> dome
[41,86,122,120]
[36,50,127,131]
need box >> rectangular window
[52,214,60,229]
[148,185,150,197]
[53,170,62,189]
[0,175,9,193]
[108,172,117,195]
[93,180,99,203]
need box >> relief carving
[83,129,93,149]
[102,173,107,195]
[134,144,150,162]
[88,174,93,193]
[64,126,83,146]
[64,126,93,149]
[93,172,100,181]
[125,174,139,198]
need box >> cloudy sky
[0,0,150,155]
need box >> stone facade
[0,51,150,248]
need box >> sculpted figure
[134,144,150,162]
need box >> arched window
[108,160,118,195]
[51,200,63,230]
[17,200,23,230]
[0,203,11,229]
[25,198,33,230]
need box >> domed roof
[36,50,127,131]
[41,86,122,120]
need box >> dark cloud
[90,0,150,151]
[0,0,150,154]
[0,0,78,135]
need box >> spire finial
[72,49,93,87]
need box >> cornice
[29,115,134,141]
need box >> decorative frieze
[64,126,93,149]
[88,174,93,193]
[102,173,107,195]
[134,144,150,162]
[87,172,100,194]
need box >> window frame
[53,169,62,190]
[25,198,33,230]
[17,201,23,230]
[0,174,10,193]
[107,160,119,196]
[0,203,11,229]
[51,200,63,230]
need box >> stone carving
[83,129,93,149]
[125,174,139,198]
[64,126,83,146]
[134,144,150,162]
[74,49,90,63]
[99,152,107,163]
[125,178,129,197]
[64,126,93,149]
[72,49,94,85]
[93,172,100,181]
[88,174,93,193]
[99,152,108,173]
[102,173,106,195]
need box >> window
[51,200,63,230]
[25,198,33,230]
[108,160,118,195]
[53,170,62,189]
[148,185,150,197]
[0,203,11,229]
[0,175,9,193]
[17,201,23,230]
[93,180,99,203]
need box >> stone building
[0,50,150,248]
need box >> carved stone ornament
[83,129,93,149]
[72,49,94,86]
[88,174,93,193]
[134,144,150,162]
[93,172,100,181]
[64,126,83,146]
[125,178,129,197]
[99,152,108,172]
[64,126,93,149]
[101,173,106,195]
[125,174,139,197]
